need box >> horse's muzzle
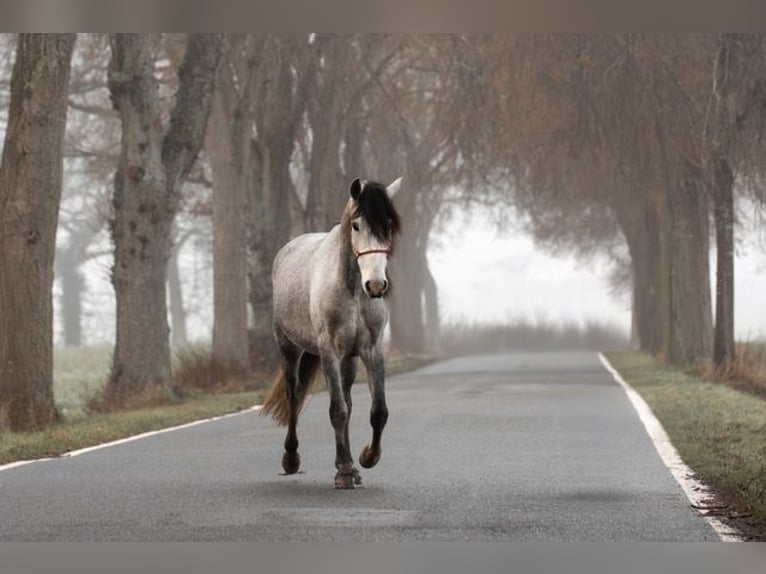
[365,279,388,298]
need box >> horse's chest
[330,303,386,353]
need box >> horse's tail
[260,354,321,426]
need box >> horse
[261,177,402,489]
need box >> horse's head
[347,177,402,298]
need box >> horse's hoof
[282,451,300,475]
[334,463,359,489]
[334,472,356,489]
[359,445,381,469]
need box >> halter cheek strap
[353,247,392,259]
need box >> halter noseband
[353,247,392,259]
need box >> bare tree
[705,34,766,367]
[0,33,76,431]
[248,35,316,351]
[105,34,222,405]
[304,34,354,232]
[206,35,260,371]
[55,218,99,346]
[470,34,717,365]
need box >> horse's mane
[351,181,401,244]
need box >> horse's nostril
[364,280,387,297]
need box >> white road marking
[0,405,261,473]
[598,353,742,542]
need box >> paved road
[0,352,717,541]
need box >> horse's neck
[328,219,361,296]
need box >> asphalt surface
[0,352,718,541]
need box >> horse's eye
[352,222,359,232]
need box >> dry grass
[441,319,628,356]
[695,342,766,400]
[174,346,268,395]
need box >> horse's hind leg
[359,350,388,469]
[276,333,302,475]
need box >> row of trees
[1,34,764,432]
[461,34,766,367]
[0,34,474,430]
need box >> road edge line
[0,404,261,473]
[598,353,741,542]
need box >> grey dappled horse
[261,178,402,489]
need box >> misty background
[3,33,766,431]
[29,34,765,349]
[51,197,766,346]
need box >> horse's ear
[350,178,362,201]
[386,177,402,198]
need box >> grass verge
[0,391,261,466]
[605,351,766,541]
[3,351,436,467]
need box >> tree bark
[305,37,349,232]
[0,33,76,431]
[248,37,313,352]
[711,34,737,367]
[389,243,427,354]
[620,204,664,355]
[106,33,222,404]
[712,156,736,366]
[388,178,429,354]
[249,137,293,353]
[207,58,253,370]
[665,166,713,365]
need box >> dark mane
[353,181,401,244]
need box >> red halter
[353,247,392,259]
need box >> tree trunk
[622,209,664,355]
[247,36,311,359]
[0,33,76,431]
[712,157,735,366]
[389,244,427,354]
[304,39,347,232]
[106,34,222,405]
[207,78,250,370]
[388,178,428,354]
[343,97,367,181]
[711,34,737,367]
[665,166,713,365]
[305,107,345,231]
[249,138,293,354]
[55,225,97,347]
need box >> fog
[429,206,630,332]
[430,205,766,341]
[52,202,765,347]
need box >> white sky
[428,206,766,340]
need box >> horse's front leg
[359,349,388,469]
[341,356,362,486]
[321,352,358,489]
